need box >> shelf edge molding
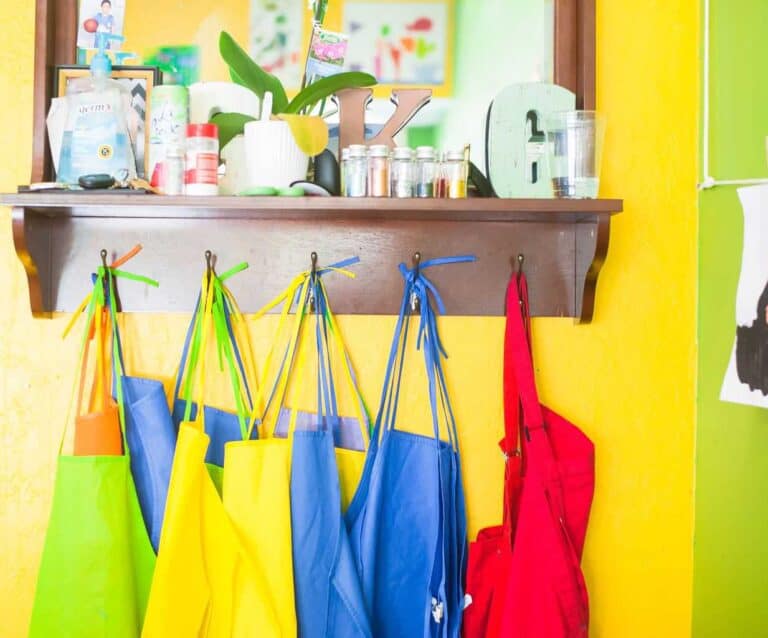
[6,197,622,322]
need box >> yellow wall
[0,1,698,636]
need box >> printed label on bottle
[185,152,218,185]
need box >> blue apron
[258,258,372,638]
[345,256,473,638]
[100,271,174,554]
[290,272,372,638]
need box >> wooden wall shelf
[3,194,622,321]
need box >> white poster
[721,184,768,407]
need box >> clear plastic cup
[547,110,606,198]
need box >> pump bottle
[57,33,137,184]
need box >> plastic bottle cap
[416,146,436,159]
[445,150,465,161]
[393,147,414,159]
[369,145,390,157]
[349,144,368,157]
[341,148,351,160]
[187,123,218,138]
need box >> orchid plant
[213,26,376,156]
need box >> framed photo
[54,65,160,178]
[340,0,455,98]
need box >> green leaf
[219,31,289,114]
[277,114,329,156]
[210,112,256,150]
[284,72,377,114]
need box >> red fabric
[463,272,595,638]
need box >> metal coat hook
[205,249,214,285]
[516,253,525,307]
[309,251,318,311]
[410,251,421,313]
[99,249,110,300]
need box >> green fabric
[29,456,156,638]
[207,462,225,496]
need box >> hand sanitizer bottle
[57,33,137,184]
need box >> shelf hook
[205,250,214,287]
[309,252,318,311]
[516,253,525,308]
[100,249,108,269]
[410,251,422,313]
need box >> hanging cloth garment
[267,263,372,638]
[94,245,177,553]
[171,262,258,492]
[142,274,282,638]
[266,257,370,509]
[346,255,474,638]
[462,269,529,638]
[29,264,157,638]
[496,271,595,638]
[73,263,124,455]
[223,258,365,638]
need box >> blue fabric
[345,255,474,638]
[170,400,256,467]
[285,267,372,638]
[121,376,175,553]
[107,285,175,554]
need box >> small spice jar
[415,146,437,198]
[185,123,219,196]
[340,147,350,196]
[368,144,391,197]
[163,143,185,196]
[442,149,468,199]
[345,145,368,197]
[391,147,415,198]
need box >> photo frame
[54,65,160,178]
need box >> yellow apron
[142,275,282,638]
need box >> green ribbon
[180,263,252,440]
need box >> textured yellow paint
[123,0,249,82]
[0,0,697,636]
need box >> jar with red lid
[185,123,219,196]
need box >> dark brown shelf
[1,193,622,221]
[3,194,622,322]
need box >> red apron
[463,271,595,638]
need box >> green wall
[694,1,768,635]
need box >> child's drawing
[343,2,449,86]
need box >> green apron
[29,264,157,637]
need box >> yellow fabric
[142,277,284,638]
[142,425,281,637]
[223,438,295,637]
